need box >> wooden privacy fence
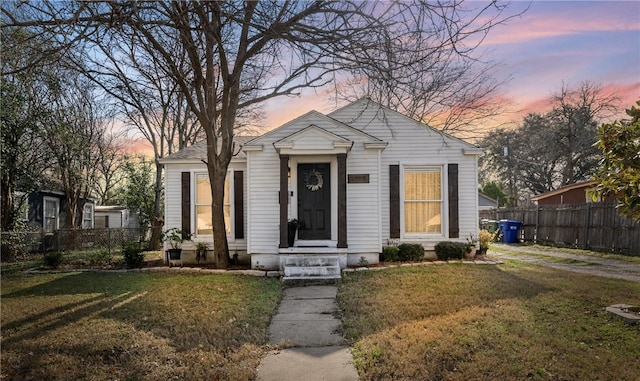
[479,202,640,255]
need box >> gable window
[404,166,442,234]
[43,197,59,233]
[195,173,231,236]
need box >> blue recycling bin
[498,220,522,243]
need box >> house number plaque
[348,174,370,184]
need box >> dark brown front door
[297,163,331,240]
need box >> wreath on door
[304,169,324,191]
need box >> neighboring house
[94,206,130,228]
[530,180,615,205]
[25,190,95,232]
[160,99,482,270]
[478,191,498,211]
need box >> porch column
[279,154,289,248]
[337,153,348,248]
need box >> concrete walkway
[256,285,359,381]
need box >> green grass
[1,272,282,380]
[338,263,640,380]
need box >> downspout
[377,148,382,253]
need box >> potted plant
[195,241,208,264]
[465,234,478,260]
[478,229,492,256]
[162,228,191,262]
[287,219,304,247]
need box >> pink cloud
[482,2,640,46]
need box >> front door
[297,163,331,240]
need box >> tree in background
[592,101,640,221]
[549,81,618,185]
[480,181,508,207]
[111,156,158,230]
[1,26,58,231]
[78,31,206,248]
[6,1,523,267]
[93,133,127,205]
[480,81,619,204]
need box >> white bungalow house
[160,99,481,274]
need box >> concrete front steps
[282,256,341,283]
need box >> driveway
[489,244,640,283]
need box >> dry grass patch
[339,263,640,380]
[1,272,281,380]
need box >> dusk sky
[261,1,640,134]
[130,1,639,155]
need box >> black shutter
[181,172,191,235]
[448,164,459,238]
[389,165,400,239]
[234,171,244,239]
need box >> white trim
[463,148,484,156]
[277,147,351,156]
[42,196,60,233]
[192,170,235,241]
[364,142,388,150]
[289,155,338,243]
[294,240,338,248]
[241,144,264,152]
[246,152,253,253]
[400,164,446,239]
[83,203,94,229]
[377,149,382,252]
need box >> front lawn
[1,272,281,380]
[339,262,640,380]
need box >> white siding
[345,147,380,252]
[246,112,381,255]
[246,146,281,254]
[163,161,247,252]
[330,100,479,250]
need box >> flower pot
[287,227,297,247]
[167,248,182,260]
[465,247,477,260]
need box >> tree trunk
[207,159,230,269]
[148,161,164,250]
[1,174,15,231]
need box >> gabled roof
[478,192,498,207]
[273,125,354,150]
[530,180,596,201]
[243,109,384,147]
[95,205,128,212]
[159,136,256,162]
[328,98,481,152]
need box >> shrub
[43,251,64,268]
[478,229,492,249]
[381,246,399,262]
[397,243,424,262]
[88,249,112,265]
[434,241,468,260]
[122,244,145,268]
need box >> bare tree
[4,1,523,267]
[72,29,207,247]
[335,1,515,137]
[93,132,127,205]
[479,81,621,202]
[43,71,109,228]
[549,81,619,185]
[1,26,57,231]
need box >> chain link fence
[1,227,160,261]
